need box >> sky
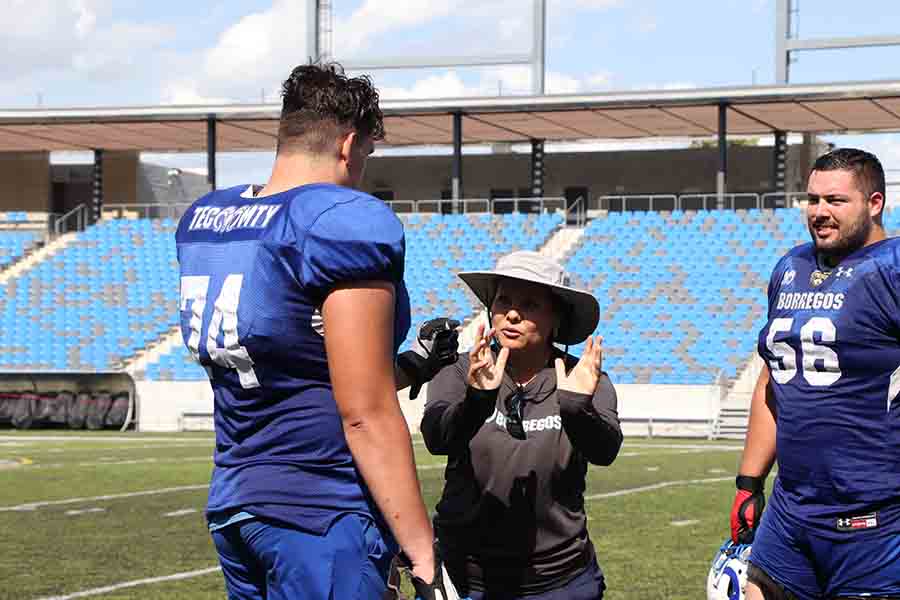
[8,0,900,189]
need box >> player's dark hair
[277,62,385,155]
[812,148,886,203]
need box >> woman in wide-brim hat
[421,250,623,599]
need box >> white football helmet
[707,540,752,600]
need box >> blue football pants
[750,506,900,599]
[211,513,393,600]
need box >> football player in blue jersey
[731,148,900,600]
[177,63,456,600]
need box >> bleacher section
[11,207,900,388]
[0,219,179,371]
[139,212,564,380]
[564,209,809,385]
[143,345,206,381]
[0,230,43,270]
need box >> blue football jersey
[176,183,411,534]
[758,238,900,538]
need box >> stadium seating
[0,218,179,371]
[143,344,207,381]
[11,206,899,386]
[563,208,811,385]
[139,212,564,380]
[0,230,42,269]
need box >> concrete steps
[125,326,184,377]
[710,354,763,439]
[538,226,585,261]
[0,232,78,285]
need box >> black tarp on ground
[11,393,39,429]
[86,391,113,430]
[67,392,92,429]
[105,392,130,428]
[0,393,17,424]
[32,393,70,425]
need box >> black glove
[409,560,457,600]
[397,318,460,400]
[395,542,460,600]
[731,474,765,544]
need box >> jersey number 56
[765,316,841,386]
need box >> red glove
[730,475,765,544]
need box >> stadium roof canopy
[2,79,900,153]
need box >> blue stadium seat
[563,208,802,384]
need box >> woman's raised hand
[466,322,509,390]
[555,335,603,395]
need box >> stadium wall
[361,143,820,201]
[0,152,50,212]
[103,151,140,204]
[134,380,722,437]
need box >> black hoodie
[421,349,622,595]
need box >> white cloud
[0,0,173,88]
[557,0,625,9]
[585,71,614,90]
[546,71,581,94]
[498,15,529,41]
[377,65,609,100]
[379,72,472,100]
[74,22,176,81]
[334,0,465,56]
[635,81,698,91]
[73,0,97,37]
[162,0,313,105]
[159,84,234,106]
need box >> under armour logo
[835,267,854,279]
[781,270,796,286]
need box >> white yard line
[0,485,208,512]
[163,508,199,517]
[0,436,213,443]
[670,519,700,527]
[33,566,222,600]
[12,443,214,455]
[585,476,732,500]
[65,508,106,516]
[623,443,742,451]
[20,456,211,470]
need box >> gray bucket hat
[458,250,600,345]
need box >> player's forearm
[738,366,777,478]
[342,401,434,571]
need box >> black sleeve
[420,357,498,456]
[558,373,623,466]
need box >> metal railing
[52,204,87,237]
[567,196,586,227]
[760,191,810,209]
[592,192,811,212]
[102,203,193,220]
[96,191,806,228]
[679,193,763,211]
[390,196,568,215]
[594,194,678,213]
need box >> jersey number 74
[180,274,260,389]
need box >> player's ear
[338,130,357,165]
[869,191,885,223]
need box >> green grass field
[0,432,744,600]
